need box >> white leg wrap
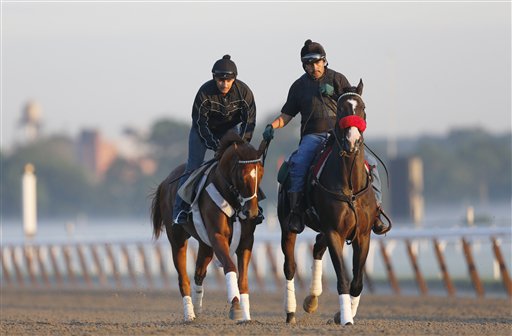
[339,294,354,325]
[182,296,196,321]
[192,284,204,314]
[310,259,323,296]
[225,271,240,303]
[240,293,251,320]
[284,279,297,313]
[351,295,361,318]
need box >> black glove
[262,124,274,142]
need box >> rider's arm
[270,113,293,129]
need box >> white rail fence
[1,227,511,297]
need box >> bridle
[336,92,367,158]
[218,149,263,219]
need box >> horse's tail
[150,182,164,240]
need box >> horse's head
[216,131,266,221]
[336,79,367,155]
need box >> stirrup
[372,208,392,235]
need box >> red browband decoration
[339,115,367,132]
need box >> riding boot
[287,192,304,234]
[372,206,391,235]
[173,196,190,225]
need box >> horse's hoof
[229,301,243,321]
[286,312,296,324]
[333,312,353,326]
[303,295,318,313]
[334,312,340,325]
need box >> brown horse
[278,79,377,325]
[151,131,268,322]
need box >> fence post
[405,240,428,295]
[49,245,63,286]
[138,244,153,289]
[105,244,122,288]
[121,245,137,287]
[379,241,400,295]
[432,239,456,297]
[35,246,50,287]
[491,237,512,297]
[90,244,108,287]
[1,247,12,286]
[76,245,92,288]
[11,246,24,287]
[461,238,484,297]
[154,244,170,289]
[23,245,38,287]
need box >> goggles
[213,71,236,79]
[301,53,326,64]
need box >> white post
[22,163,37,238]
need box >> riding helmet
[212,55,237,79]
[300,39,327,64]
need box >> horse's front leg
[166,226,195,322]
[193,241,214,315]
[325,230,353,325]
[281,228,298,324]
[236,232,255,321]
[303,233,328,314]
[209,230,242,320]
[349,233,371,320]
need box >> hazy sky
[2,1,511,150]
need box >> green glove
[263,124,274,142]
[319,83,334,97]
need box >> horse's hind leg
[349,234,370,319]
[281,229,298,323]
[303,233,327,314]
[193,241,213,315]
[167,227,195,321]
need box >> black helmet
[212,54,237,79]
[300,39,327,64]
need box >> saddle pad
[177,162,213,204]
[313,146,333,179]
[190,166,241,257]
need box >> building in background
[390,156,424,225]
[18,101,42,144]
[76,129,117,180]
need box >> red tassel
[339,115,366,132]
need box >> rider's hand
[262,124,274,142]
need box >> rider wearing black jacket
[173,55,257,225]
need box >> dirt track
[1,288,510,335]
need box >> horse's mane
[342,86,358,94]
[216,130,248,158]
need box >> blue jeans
[365,152,382,205]
[173,127,208,218]
[289,133,329,193]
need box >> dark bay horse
[278,79,377,325]
[151,131,268,322]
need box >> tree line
[2,118,510,218]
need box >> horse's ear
[356,78,364,95]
